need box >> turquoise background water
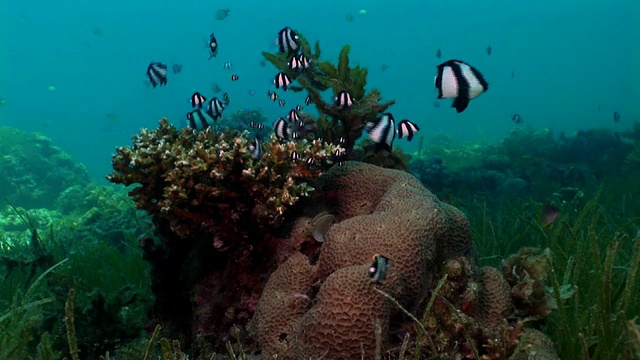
[1,0,638,180]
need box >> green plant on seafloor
[466,194,640,360]
[107,118,342,233]
[262,31,395,154]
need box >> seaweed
[262,31,393,156]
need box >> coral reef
[108,118,340,230]
[250,162,559,359]
[107,117,341,349]
[0,127,90,209]
[410,126,635,204]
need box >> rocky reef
[0,127,90,209]
[410,127,636,206]
[250,162,559,359]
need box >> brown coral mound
[317,162,474,304]
[250,252,315,357]
[293,264,391,360]
[252,162,475,359]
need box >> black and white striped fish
[277,26,299,54]
[249,121,264,130]
[146,62,168,88]
[434,59,488,113]
[248,136,263,159]
[274,72,292,91]
[297,54,311,70]
[273,117,289,140]
[206,97,225,121]
[287,109,300,122]
[222,92,230,105]
[268,91,278,101]
[295,105,303,112]
[365,113,396,152]
[334,90,353,110]
[290,151,301,162]
[208,33,219,59]
[186,109,213,130]
[289,56,303,71]
[397,120,420,141]
[190,92,206,109]
[368,254,390,283]
[305,95,313,106]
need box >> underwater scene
[1,0,639,359]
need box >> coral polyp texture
[108,118,340,230]
[250,162,559,359]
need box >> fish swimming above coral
[146,62,167,87]
[206,97,226,120]
[368,254,390,283]
[189,92,206,109]
[434,59,488,113]
[365,113,396,152]
[397,119,420,141]
[185,109,212,130]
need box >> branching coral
[108,118,341,232]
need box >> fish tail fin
[452,96,469,113]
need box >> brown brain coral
[293,264,391,359]
[249,252,315,357]
[252,161,475,359]
[317,162,474,305]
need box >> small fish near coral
[206,97,226,121]
[365,113,396,152]
[186,109,213,130]
[334,90,354,111]
[434,59,488,113]
[397,119,420,141]
[248,136,263,159]
[368,254,390,283]
[190,92,206,109]
[146,62,168,88]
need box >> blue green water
[1,0,638,180]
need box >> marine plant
[465,194,640,360]
[262,31,395,155]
